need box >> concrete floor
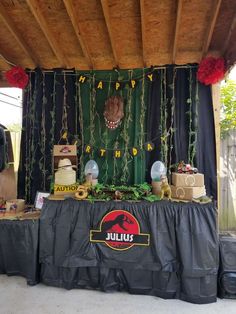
[0,275,236,314]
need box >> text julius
[105,233,134,242]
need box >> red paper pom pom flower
[5,66,29,89]
[197,57,226,85]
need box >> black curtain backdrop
[146,65,217,199]
[18,69,78,203]
[18,68,149,203]
[196,84,217,199]
[18,65,217,203]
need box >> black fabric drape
[0,219,39,285]
[196,84,217,199]
[18,66,217,203]
[18,69,78,203]
[146,65,217,199]
[18,68,149,203]
[39,199,218,303]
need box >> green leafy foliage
[220,79,236,138]
[89,183,157,202]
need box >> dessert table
[39,199,219,304]
[0,211,40,285]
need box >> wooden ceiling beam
[26,0,70,68]
[222,11,236,55]
[172,0,183,64]
[0,2,38,67]
[63,0,93,69]
[202,0,222,58]
[100,0,119,68]
[0,52,14,70]
[140,0,147,67]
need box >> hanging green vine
[120,70,133,184]
[48,72,57,189]
[138,69,146,182]
[24,72,32,201]
[39,71,47,190]
[168,67,177,173]
[58,73,69,144]
[190,77,199,165]
[162,68,168,165]
[101,74,112,184]
[112,140,120,184]
[89,74,96,159]
[74,77,78,135]
[49,72,56,151]
[187,67,193,163]
[76,73,85,181]
[159,70,164,161]
[28,72,38,201]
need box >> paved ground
[0,275,235,314]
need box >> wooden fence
[219,130,236,231]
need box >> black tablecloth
[0,219,39,285]
[40,199,219,304]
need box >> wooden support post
[211,83,221,219]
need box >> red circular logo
[101,210,140,250]
[90,210,150,250]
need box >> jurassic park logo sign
[90,210,150,251]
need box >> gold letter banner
[112,81,124,91]
[84,144,92,154]
[129,79,138,89]
[144,142,155,152]
[83,143,156,157]
[78,75,88,84]
[114,150,122,158]
[96,81,103,89]
[129,147,139,156]
[146,73,153,81]
[99,148,106,157]
[77,71,157,89]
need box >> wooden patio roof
[0,0,235,74]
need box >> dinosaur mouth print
[90,210,150,250]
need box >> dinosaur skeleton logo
[90,210,150,250]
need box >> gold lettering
[62,131,67,139]
[147,74,153,81]
[85,145,91,153]
[132,147,138,156]
[131,80,136,88]
[54,184,79,192]
[79,75,86,83]
[114,150,121,158]
[115,82,120,90]
[97,81,103,89]
[147,143,154,151]
[100,149,106,157]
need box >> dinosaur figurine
[160,176,172,200]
